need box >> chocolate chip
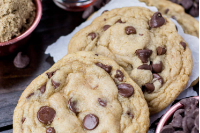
[26,92,34,99]
[68,98,78,114]
[98,98,107,107]
[37,106,56,125]
[136,49,152,63]
[153,73,163,85]
[174,131,184,133]
[39,83,46,94]
[174,109,185,118]
[171,112,183,128]
[103,25,111,31]
[83,114,99,130]
[82,6,94,19]
[193,108,199,118]
[125,26,136,35]
[114,70,124,82]
[127,111,134,119]
[102,10,108,14]
[171,16,177,20]
[139,34,143,36]
[21,117,26,124]
[180,42,186,50]
[161,125,175,133]
[93,0,103,9]
[88,32,97,40]
[157,47,167,55]
[195,115,199,130]
[117,83,134,98]
[191,127,199,133]
[180,0,193,10]
[13,52,30,69]
[182,117,195,133]
[137,64,152,71]
[95,62,112,73]
[149,12,165,28]
[51,79,60,89]
[165,9,169,14]
[115,19,125,24]
[189,4,199,17]
[46,127,55,133]
[144,83,155,93]
[46,70,57,79]
[95,54,98,56]
[152,61,163,73]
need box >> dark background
[0,0,198,132]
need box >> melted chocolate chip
[98,98,107,107]
[21,117,26,124]
[103,25,111,31]
[83,114,99,130]
[153,73,163,85]
[117,83,134,98]
[149,12,165,28]
[88,32,97,40]
[115,19,125,24]
[26,92,34,99]
[51,79,60,89]
[152,61,163,73]
[114,70,124,82]
[157,47,167,55]
[165,9,169,14]
[136,49,152,63]
[144,83,155,93]
[46,70,57,79]
[39,83,47,94]
[137,64,152,71]
[13,52,30,69]
[46,127,56,133]
[180,42,186,50]
[68,98,78,114]
[125,26,136,35]
[95,62,112,73]
[37,106,56,125]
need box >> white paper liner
[45,0,199,127]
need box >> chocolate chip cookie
[139,0,199,37]
[13,52,149,133]
[68,7,193,114]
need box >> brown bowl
[156,96,199,133]
[0,0,42,57]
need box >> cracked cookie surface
[13,52,149,133]
[68,7,193,114]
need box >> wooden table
[0,0,198,132]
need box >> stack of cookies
[13,6,194,133]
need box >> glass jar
[53,0,96,11]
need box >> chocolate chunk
[191,127,199,133]
[144,83,155,93]
[88,32,97,40]
[136,49,152,63]
[152,61,163,73]
[149,12,165,28]
[195,115,199,130]
[46,127,55,133]
[37,106,56,125]
[153,73,163,85]
[13,52,30,69]
[46,70,57,79]
[98,98,107,107]
[117,83,134,98]
[157,47,167,55]
[180,0,193,10]
[103,25,111,31]
[82,6,94,19]
[180,42,186,50]
[182,116,195,133]
[83,114,99,130]
[95,62,112,73]
[114,70,124,82]
[68,98,78,114]
[125,26,136,35]
[26,92,34,99]
[189,3,199,17]
[171,112,183,128]
[51,79,60,89]
[115,19,125,24]
[21,117,26,124]
[160,125,175,133]
[171,16,177,20]
[137,64,152,71]
[39,83,46,94]
[102,10,108,14]
[165,9,169,14]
